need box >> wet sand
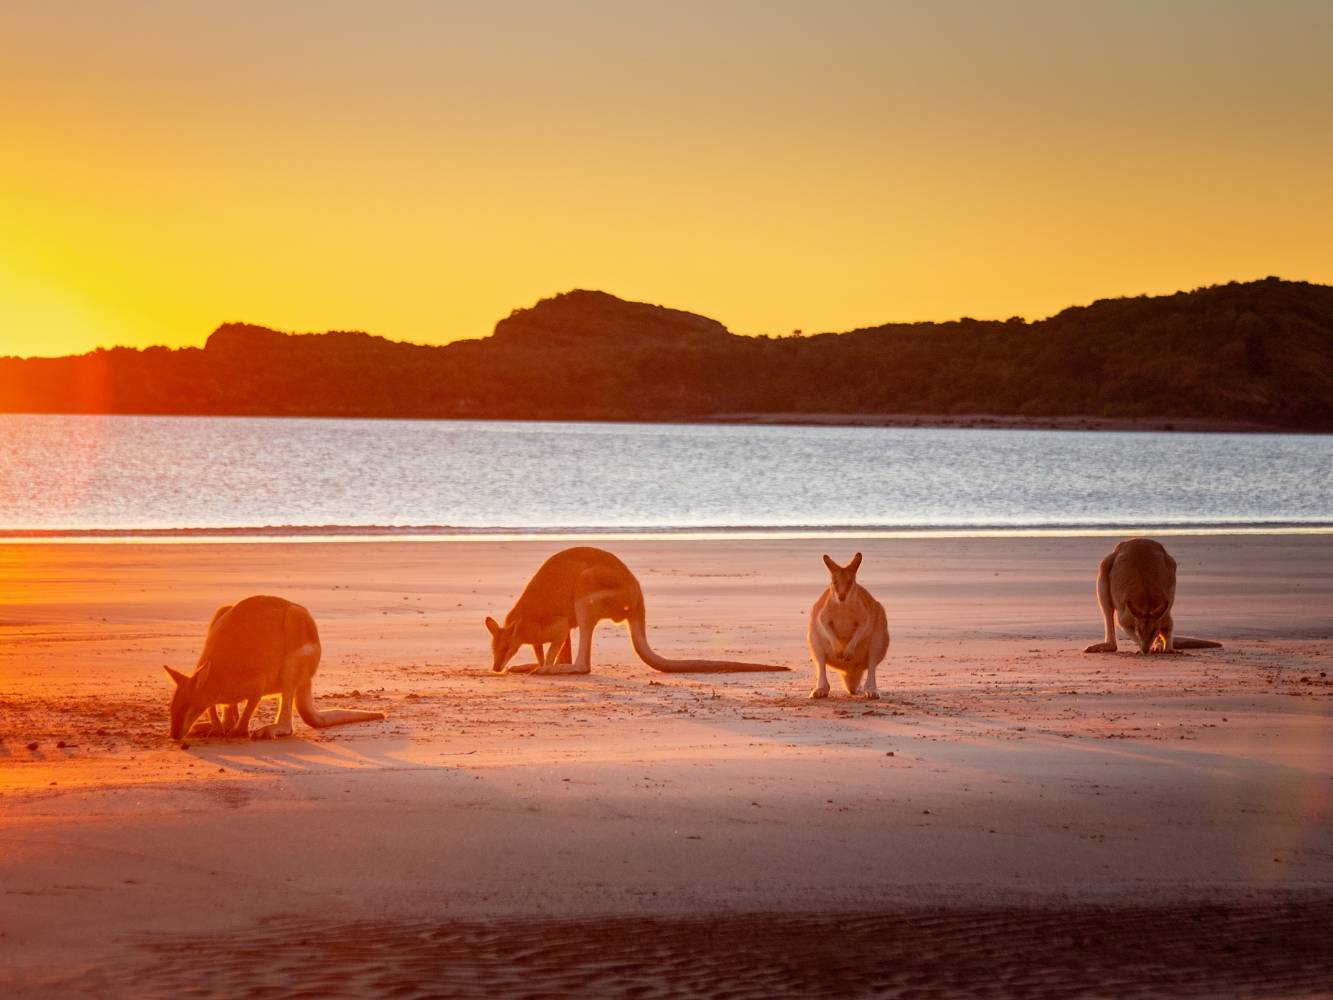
[75,901,1333,999]
[1,535,1331,996]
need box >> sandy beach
[2,534,1330,997]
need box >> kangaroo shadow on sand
[177,721,436,777]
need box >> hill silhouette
[2,280,1330,429]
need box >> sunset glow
[3,1,1332,357]
[4,5,1332,995]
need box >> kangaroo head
[164,666,207,741]
[822,552,863,602]
[484,616,522,672]
[1126,599,1169,653]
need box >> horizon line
[1,273,1308,362]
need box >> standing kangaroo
[1084,538,1222,654]
[165,595,386,741]
[485,546,787,675]
[808,552,890,699]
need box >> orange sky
[2,1,1331,358]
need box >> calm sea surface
[0,414,1329,537]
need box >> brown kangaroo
[485,546,788,675]
[165,595,386,740]
[1084,538,1222,654]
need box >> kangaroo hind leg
[862,630,889,701]
[808,642,831,700]
[252,632,315,739]
[251,682,297,740]
[564,573,602,675]
[1084,552,1120,653]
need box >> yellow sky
[2,1,1331,357]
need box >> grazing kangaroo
[485,546,788,675]
[808,552,890,699]
[1084,538,1222,654]
[165,595,386,741]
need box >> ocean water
[0,414,1329,538]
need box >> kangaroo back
[1108,538,1175,610]
[196,595,299,694]
[509,546,624,621]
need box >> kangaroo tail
[628,610,788,673]
[295,681,387,728]
[1173,635,1223,649]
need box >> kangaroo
[165,595,386,741]
[808,552,891,699]
[1084,538,1222,654]
[484,546,788,675]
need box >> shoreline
[2,408,1327,434]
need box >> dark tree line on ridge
[2,277,1330,429]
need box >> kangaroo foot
[533,662,589,676]
[1084,641,1117,653]
[863,688,881,701]
[250,723,293,741]
[809,684,830,699]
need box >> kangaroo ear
[163,666,190,687]
[849,552,863,572]
[484,616,501,637]
[822,554,837,572]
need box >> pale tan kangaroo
[165,595,386,741]
[808,552,890,699]
[485,546,788,675]
[1084,538,1222,654]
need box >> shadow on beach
[88,896,1333,999]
